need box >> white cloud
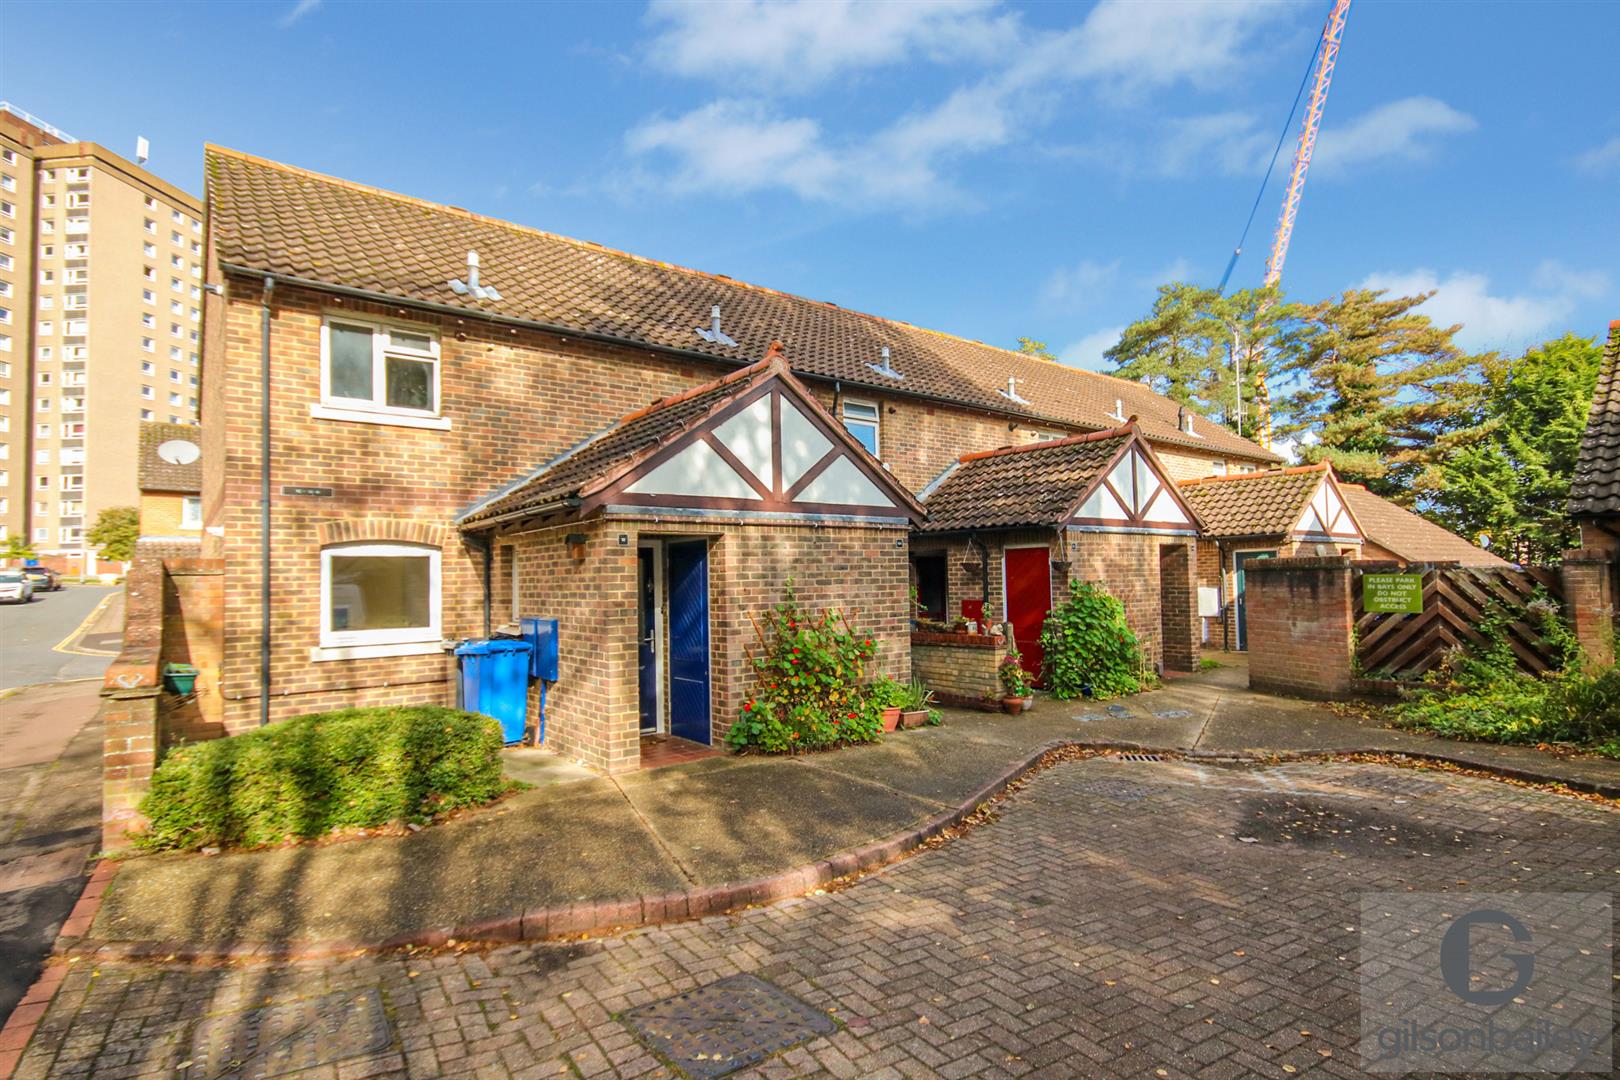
[625,0,1298,207]
[643,0,1015,92]
[1155,111,1271,177]
[1041,259,1120,309]
[278,0,320,27]
[1357,265,1610,351]
[1573,135,1620,176]
[1059,325,1125,371]
[1312,96,1476,175]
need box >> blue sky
[3,0,1616,369]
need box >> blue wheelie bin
[456,638,534,744]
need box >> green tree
[1106,282,1293,438]
[1273,289,1476,496]
[87,506,140,562]
[1428,333,1602,564]
[2,535,37,562]
[1015,337,1057,362]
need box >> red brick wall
[1560,551,1615,668]
[1158,542,1198,673]
[508,516,910,774]
[1243,556,1356,699]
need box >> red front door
[1004,547,1052,683]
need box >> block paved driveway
[15,757,1617,1079]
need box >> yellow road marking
[52,590,119,657]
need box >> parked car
[20,566,62,591]
[0,571,35,604]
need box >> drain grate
[1079,778,1152,801]
[1117,753,1163,762]
[1338,770,1451,797]
[621,973,835,1078]
[187,988,392,1079]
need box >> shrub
[1392,601,1619,757]
[727,582,885,753]
[136,706,507,852]
[1039,580,1147,700]
[998,651,1030,697]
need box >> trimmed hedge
[136,706,506,852]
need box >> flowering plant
[998,650,1031,697]
[727,580,885,753]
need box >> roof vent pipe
[998,376,1029,406]
[695,305,738,346]
[1107,398,1125,422]
[867,345,905,381]
[449,250,502,301]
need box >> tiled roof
[1569,320,1620,518]
[1176,464,1327,539]
[136,421,202,493]
[919,429,1132,533]
[205,146,1280,466]
[1339,485,1513,567]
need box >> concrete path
[0,586,120,691]
[17,757,1618,1079]
[89,668,1618,950]
[0,681,103,1025]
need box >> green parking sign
[1363,573,1423,614]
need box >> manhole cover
[1079,778,1151,801]
[187,988,392,1079]
[1338,770,1450,797]
[1105,704,1132,716]
[1153,709,1192,719]
[621,973,835,1078]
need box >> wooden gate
[1353,565,1565,679]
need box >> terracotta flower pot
[881,707,902,732]
[901,709,928,729]
[1001,697,1025,716]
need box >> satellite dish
[156,439,200,465]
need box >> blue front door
[666,541,711,744]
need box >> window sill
[310,640,446,663]
[309,403,451,430]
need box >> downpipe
[259,275,274,727]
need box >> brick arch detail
[317,518,449,549]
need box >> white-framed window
[181,496,203,529]
[143,218,156,234]
[0,252,10,270]
[143,289,155,304]
[144,242,156,257]
[141,385,153,399]
[317,317,443,424]
[140,408,153,420]
[141,361,154,375]
[0,174,12,192]
[841,398,880,456]
[141,337,154,352]
[142,313,155,328]
[32,527,47,542]
[319,541,441,650]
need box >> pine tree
[1429,333,1602,564]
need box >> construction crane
[1218,0,1352,448]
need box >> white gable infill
[589,370,920,524]
[1069,434,1199,536]
[1290,472,1361,543]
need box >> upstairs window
[181,496,203,529]
[321,318,440,418]
[841,398,880,457]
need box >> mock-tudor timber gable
[459,348,923,531]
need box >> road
[11,757,1616,1077]
[0,584,120,690]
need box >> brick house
[196,146,1296,771]
[913,424,1202,680]
[136,421,203,543]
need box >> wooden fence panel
[1353,565,1564,679]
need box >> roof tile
[205,146,1280,467]
[1569,321,1620,518]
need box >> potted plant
[869,676,905,732]
[998,651,1030,715]
[899,680,934,728]
[950,616,969,635]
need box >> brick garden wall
[910,634,1003,705]
[1243,555,1360,699]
